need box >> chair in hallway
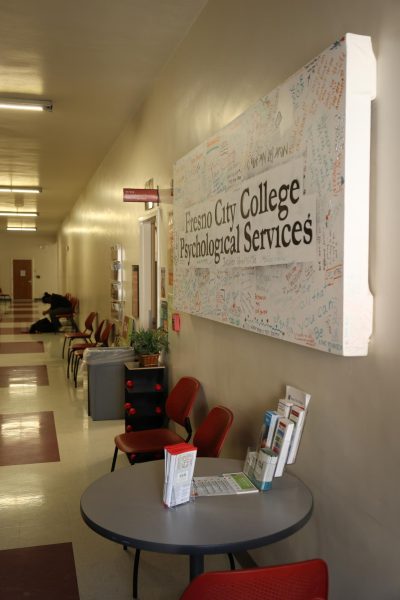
[111,376,201,471]
[71,321,115,387]
[130,404,234,599]
[179,559,329,600]
[193,405,234,458]
[0,287,11,301]
[62,311,97,358]
[58,295,79,331]
[66,319,105,379]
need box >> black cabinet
[124,363,167,432]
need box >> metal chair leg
[67,349,72,378]
[111,447,118,472]
[133,548,141,599]
[67,346,75,378]
[73,354,79,387]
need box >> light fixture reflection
[1,417,41,438]
[0,211,38,217]
[9,383,38,389]
[0,493,44,508]
[0,98,52,112]
[0,186,41,194]
[7,226,37,232]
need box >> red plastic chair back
[93,320,105,343]
[83,311,97,334]
[193,405,234,458]
[99,321,115,347]
[165,377,200,427]
[179,559,328,600]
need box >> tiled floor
[0,411,60,466]
[0,365,49,386]
[0,543,80,599]
[0,300,227,599]
[1,316,39,322]
[0,326,30,334]
[0,341,44,353]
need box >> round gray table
[81,458,313,589]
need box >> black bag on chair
[29,318,57,333]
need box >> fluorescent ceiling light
[0,98,52,112]
[7,226,37,232]
[0,211,38,217]
[0,186,42,194]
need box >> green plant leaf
[130,327,169,355]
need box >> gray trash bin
[83,346,135,420]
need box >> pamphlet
[277,398,293,418]
[258,410,280,449]
[286,385,311,410]
[192,472,258,496]
[243,447,257,478]
[285,385,311,464]
[249,385,311,485]
[271,417,294,477]
[252,447,278,491]
[163,443,197,507]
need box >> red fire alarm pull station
[172,313,181,332]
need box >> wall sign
[173,34,376,355]
[123,188,160,203]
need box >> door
[13,259,32,300]
[139,215,159,329]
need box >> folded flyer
[192,472,258,496]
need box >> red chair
[66,319,105,378]
[193,405,235,571]
[111,376,201,471]
[58,295,79,331]
[193,405,234,458]
[179,559,329,600]
[71,321,115,387]
[129,404,233,599]
[62,311,97,358]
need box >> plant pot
[139,354,159,367]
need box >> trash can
[83,346,135,420]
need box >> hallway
[0,300,225,599]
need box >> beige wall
[0,232,58,298]
[59,1,400,598]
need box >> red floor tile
[0,341,44,353]
[0,327,30,334]
[5,308,37,312]
[0,543,80,599]
[4,313,37,318]
[1,317,38,322]
[0,365,49,387]
[0,411,60,466]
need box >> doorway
[13,259,33,300]
[139,215,159,329]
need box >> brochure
[285,385,311,464]
[163,443,197,508]
[192,472,258,496]
[271,417,294,477]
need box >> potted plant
[130,327,169,367]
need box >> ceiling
[0,0,207,236]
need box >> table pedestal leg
[189,554,204,580]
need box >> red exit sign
[123,188,159,203]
